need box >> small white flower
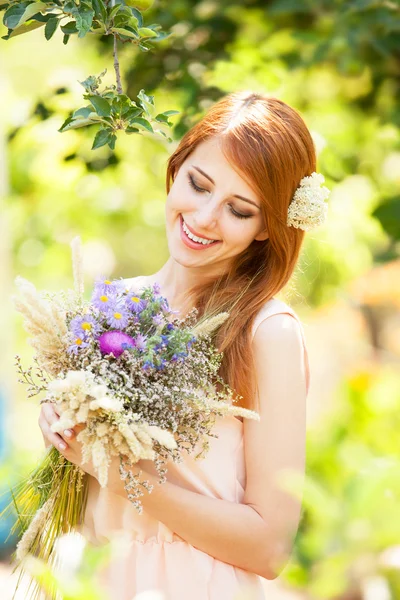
[89,383,109,399]
[48,379,71,394]
[96,422,109,437]
[97,396,123,412]
[146,425,177,450]
[287,171,330,231]
[66,370,87,387]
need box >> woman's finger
[38,409,70,451]
[42,402,75,439]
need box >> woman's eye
[187,173,252,220]
[229,207,253,220]
[188,174,206,193]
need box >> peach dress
[79,276,310,600]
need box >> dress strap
[251,298,311,396]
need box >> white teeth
[182,218,217,245]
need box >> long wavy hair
[165,91,316,411]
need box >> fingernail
[59,442,67,450]
[64,430,72,438]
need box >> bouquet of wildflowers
[2,236,259,599]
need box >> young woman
[38,91,329,600]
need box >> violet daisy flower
[91,290,116,313]
[67,336,90,354]
[125,293,146,313]
[70,314,101,339]
[93,276,120,297]
[106,306,130,329]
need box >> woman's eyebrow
[191,164,261,210]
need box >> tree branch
[113,34,123,95]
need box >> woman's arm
[108,312,308,580]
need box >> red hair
[166,91,316,411]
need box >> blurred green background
[1,0,400,598]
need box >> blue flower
[142,360,154,371]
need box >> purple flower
[93,276,120,297]
[152,282,161,295]
[91,290,116,313]
[67,336,90,355]
[70,314,101,339]
[98,330,136,358]
[152,314,164,327]
[105,306,130,329]
[125,293,146,313]
[134,333,147,351]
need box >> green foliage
[1,0,179,149]
[283,367,400,597]
[1,0,171,45]
[57,68,179,149]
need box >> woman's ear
[254,227,269,242]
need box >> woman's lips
[179,215,221,250]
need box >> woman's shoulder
[251,296,304,340]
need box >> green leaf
[137,88,155,117]
[60,20,78,34]
[87,95,112,117]
[4,2,31,29]
[138,26,157,38]
[111,26,138,39]
[124,106,142,120]
[2,18,44,38]
[111,94,133,117]
[44,16,59,40]
[138,42,151,51]
[62,32,69,44]
[72,105,93,118]
[128,116,153,132]
[155,109,180,124]
[17,1,46,26]
[73,1,95,38]
[107,3,121,21]
[92,128,114,150]
[130,6,142,26]
[58,116,97,132]
[92,0,107,22]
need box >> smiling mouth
[179,214,221,248]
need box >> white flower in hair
[287,172,330,231]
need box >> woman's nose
[193,200,220,230]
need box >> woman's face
[165,137,269,274]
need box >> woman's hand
[38,402,146,485]
[38,402,97,478]
[38,401,75,452]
